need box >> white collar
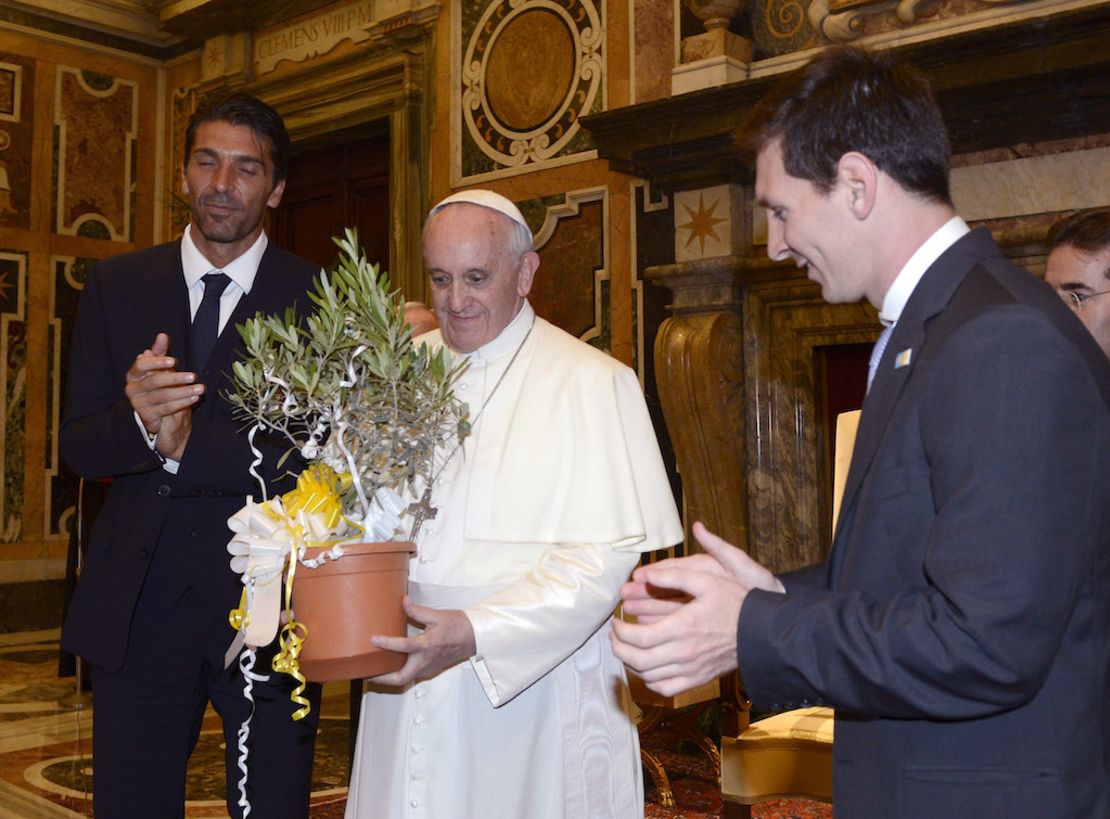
[879,216,969,326]
[180,223,269,293]
[465,300,536,362]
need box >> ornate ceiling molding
[149,0,339,39]
[3,0,172,44]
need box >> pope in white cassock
[345,189,683,818]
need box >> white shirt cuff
[133,410,180,474]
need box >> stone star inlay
[677,193,727,256]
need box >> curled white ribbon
[363,486,408,542]
[234,647,270,818]
[246,424,267,502]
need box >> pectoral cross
[407,486,437,541]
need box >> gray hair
[422,203,535,266]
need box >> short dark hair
[1047,209,1110,259]
[183,93,291,185]
[743,46,952,205]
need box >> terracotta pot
[293,540,415,682]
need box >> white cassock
[346,301,683,819]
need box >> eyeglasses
[1057,288,1110,311]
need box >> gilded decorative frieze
[0,251,26,544]
[456,0,604,182]
[807,0,1033,43]
[54,68,137,242]
[751,0,812,55]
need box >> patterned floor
[0,629,829,818]
[0,629,349,818]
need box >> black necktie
[191,272,230,371]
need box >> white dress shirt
[137,225,271,471]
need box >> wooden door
[270,131,391,274]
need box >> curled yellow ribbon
[228,462,356,720]
[271,556,312,721]
[229,588,250,632]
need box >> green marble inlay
[76,220,111,240]
[79,70,115,92]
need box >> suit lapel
[829,228,1001,558]
[140,241,191,362]
[203,243,311,391]
[833,317,925,543]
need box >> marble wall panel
[0,55,34,230]
[674,184,749,261]
[525,188,609,348]
[0,251,26,545]
[53,67,138,242]
[633,0,674,103]
[633,183,683,541]
[45,257,92,540]
[454,0,604,183]
[952,145,1110,223]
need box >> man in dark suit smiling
[61,94,321,818]
[612,47,1110,818]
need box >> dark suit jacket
[60,238,318,672]
[738,228,1110,818]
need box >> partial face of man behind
[404,302,439,336]
[424,203,538,353]
[1045,242,1110,361]
[181,120,285,265]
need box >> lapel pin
[894,348,913,369]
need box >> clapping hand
[124,333,202,459]
[610,522,783,696]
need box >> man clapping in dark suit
[61,94,321,818]
[612,47,1110,818]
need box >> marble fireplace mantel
[582,5,1110,195]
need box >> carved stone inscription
[254,0,375,74]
